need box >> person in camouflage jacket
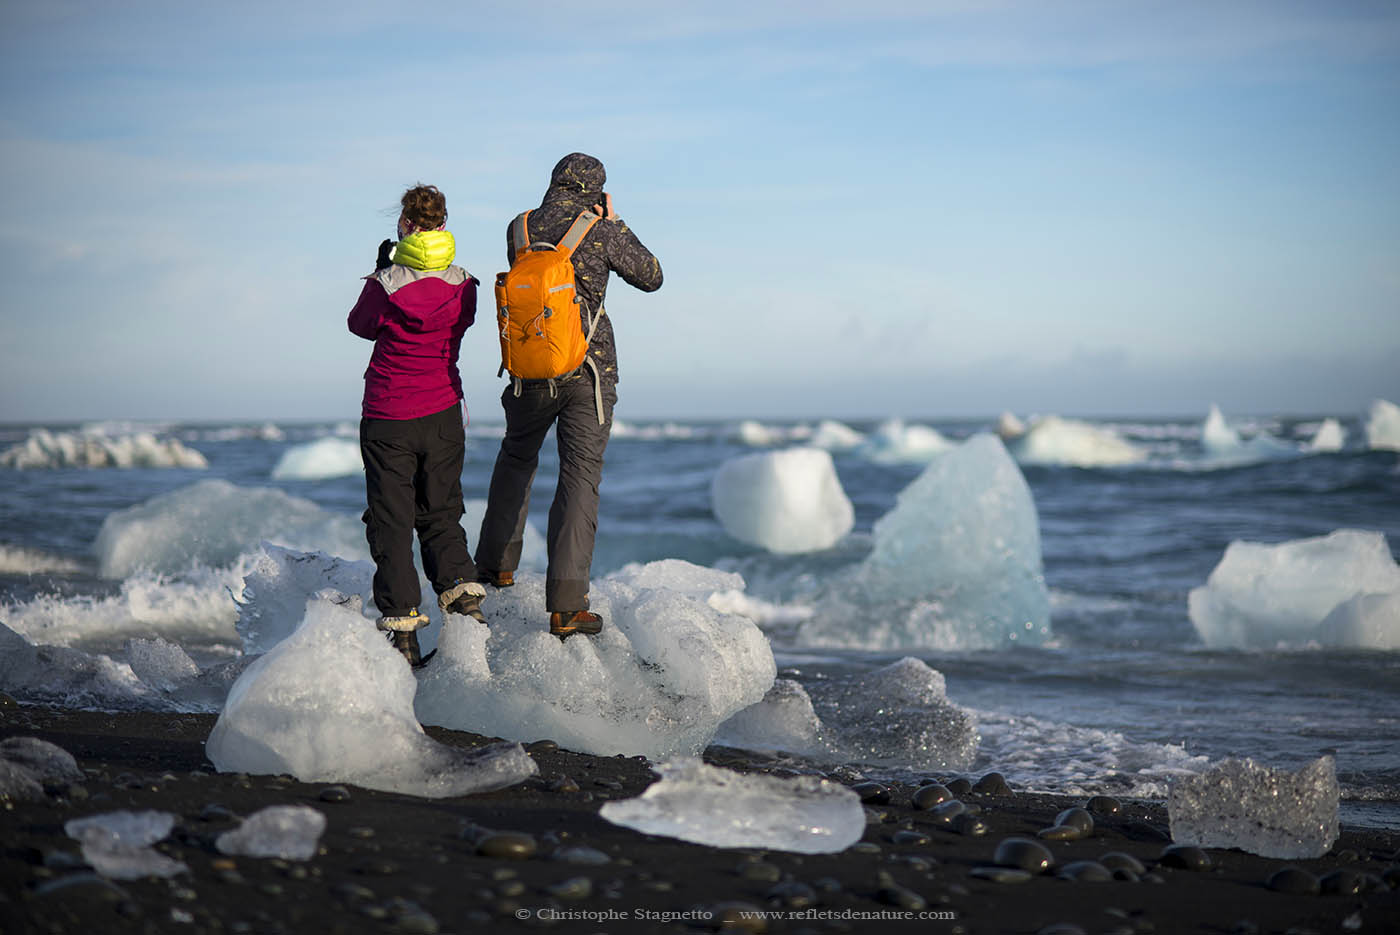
[475,153,663,638]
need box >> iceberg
[1168,756,1339,859]
[1200,405,1296,464]
[0,428,208,470]
[1366,398,1400,452]
[415,559,776,759]
[65,810,189,879]
[1007,415,1146,467]
[808,419,865,450]
[599,757,865,854]
[206,596,538,797]
[216,805,326,860]
[271,437,363,480]
[1305,418,1346,453]
[799,433,1051,650]
[1188,529,1400,649]
[710,447,854,554]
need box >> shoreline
[3,705,1397,934]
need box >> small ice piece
[1188,529,1400,649]
[860,418,953,463]
[803,433,1050,649]
[710,447,854,554]
[599,758,865,854]
[1168,756,1339,859]
[809,658,979,770]
[215,805,327,860]
[207,597,538,797]
[1366,398,1400,451]
[1201,405,1295,463]
[271,437,364,480]
[995,411,1027,439]
[715,679,824,753]
[65,810,188,879]
[1306,418,1346,453]
[1007,415,1147,467]
[126,637,201,692]
[807,419,865,450]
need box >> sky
[1,0,1397,423]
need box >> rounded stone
[1085,795,1122,816]
[545,876,592,900]
[930,800,968,826]
[892,829,931,846]
[710,902,768,934]
[476,833,537,860]
[912,783,953,810]
[1319,869,1364,895]
[994,837,1055,873]
[525,739,558,754]
[1054,807,1094,835]
[850,842,882,855]
[1038,825,1086,842]
[1266,867,1320,895]
[851,781,891,804]
[767,880,816,908]
[199,803,235,822]
[1157,844,1210,871]
[738,860,781,883]
[1098,852,1146,875]
[969,866,1033,884]
[318,785,352,803]
[1057,860,1113,883]
[944,778,973,796]
[876,883,927,910]
[548,775,580,794]
[972,772,1012,796]
[952,813,988,836]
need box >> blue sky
[1,0,1397,422]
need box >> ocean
[2,407,1398,829]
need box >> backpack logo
[494,210,602,380]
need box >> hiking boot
[477,569,514,589]
[387,629,434,668]
[439,579,488,624]
[549,610,603,641]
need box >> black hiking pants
[360,402,476,617]
[476,373,616,613]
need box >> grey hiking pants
[476,372,617,613]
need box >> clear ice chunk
[599,757,865,854]
[216,805,327,860]
[1167,756,1339,859]
[65,810,188,879]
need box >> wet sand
[2,705,1397,934]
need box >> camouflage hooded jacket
[507,153,663,387]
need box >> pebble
[1319,869,1365,895]
[944,777,973,795]
[199,803,235,822]
[767,880,816,908]
[912,783,953,810]
[32,873,130,901]
[1038,824,1085,842]
[476,832,537,860]
[1085,795,1122,816]
[851,781,891,804]
[1266,867,1320,895]
[994,837,1055,873]
[1056,807,1094,835]
[969,866,1033,884]
[1057,860,1113,883]
[951,813,988,836]
[1332,848,1360,863]
[709,901,768,933]
[929,799,967,826]
[355,859,400,876]
[972,772,1012,796]
[850,842,882,855]
[551,845,610,865]
[1157,844,1211,871]
[738,860,782,883]
[318,785,352,803]
[525,739,558,754]
[548,776,580,794]
[876,882,927,910]
[892,830,930,846]
[1098,852,1146,875]
[545,876,592,899]
[348,826,376,839]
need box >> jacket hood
[391,229,456,271]
[547,153,606,199]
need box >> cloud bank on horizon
[1,0,1396,421]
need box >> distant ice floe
[796,433,1051,650]
[1199,404,1296,465]
[1188,529,1400,650]
[0,428,208,470]
[1367,398,1400,452]
[611,420,702,441]
[1305,418,1346,453]
[710,447,854,554]
[1169,756,1339,859]
[858,418,953,464]
[808,419,865,450]
[271,437,363,480]
[600,758,865,854]
[206,596,538,797]
[998,414,1147,467]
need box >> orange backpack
[494,210,603,381]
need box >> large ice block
[1168,756,1339,859]
[710,447,854,554]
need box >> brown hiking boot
[549,610,603,640]
[477,570,514,589]
[387,629,434,668]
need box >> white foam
[710,447,854,554]
[415,559,776,759]
[0,428,208,470]
[798,433,1051,650]
[611,420,701,441]
[1366,398,1400,452]
[1168,756,1339,859]
[271,437,363,480]
[1008,415,1147,467]
[0,543,83,575]
[94,479,365,578]
[859,418,953,463]
[1188,529,1400,649]
[206,596,538,797]
[735,420,811,446]
[599,757,865,854]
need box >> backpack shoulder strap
[555,210,601,257]
[509,211,531,262]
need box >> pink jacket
[348,266,478,420]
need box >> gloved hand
[376,239,395,271]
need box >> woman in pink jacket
[348,184,486,666]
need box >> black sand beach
[3,704,1397,934]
